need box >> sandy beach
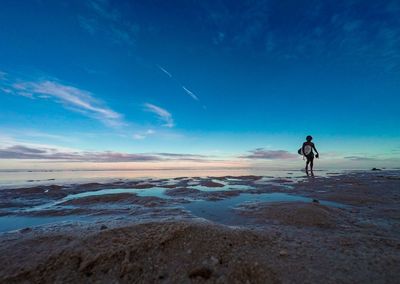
[0,170,399,283]
[2,0,399,282]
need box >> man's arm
[313,144,319,158]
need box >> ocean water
[0,168,335,189]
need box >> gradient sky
[0,0,399,170]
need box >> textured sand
[1,219,399,283]
[0,171,399,283]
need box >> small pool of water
[183,192,345,225]
[0,215,91,233]
[66,187,170,200]
[189,184,255,192]
[25,187,171,212]
[1,189,346,233]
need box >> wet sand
[0,170,399,283]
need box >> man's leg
[309,158,315,177]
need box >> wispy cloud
[343,155,400,166]
[0,87,12,94]
[0,144,209,163]
[0,134,88,155]
[132,134,146,140]
[1,75,124,127]
[344,156,376,161]
[77,16,98,35]
[0,71,7,80]
[78,0,138,46]
[132,129,155,140]
[144,103,174,128]
[240,148,297,160]
[155,152,208,159]
[391,147,400,153]
[0,129,76,143]
[0,145,159,162]
[200,1,400,72]
[87,0,120,21]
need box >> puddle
[182,192,346,226]
[1,188,346,232]
[66,187,170,200]
[189,184,254,192]
[25,187,171,212]
[0,215,91,233]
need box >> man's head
[306,135,313,142]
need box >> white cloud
[0,87,12,94]
[0,137,79,154]
[132,129,156,140]
[6,79,124,127]
[144,103,174,128]
[0,143,210,163]
[19,130,76,143]
[0,134,15,145]
[146,129,155,135]
[240,148,298,160]
[132,134,146,140]
[0,144,160,162]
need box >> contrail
[156,64,202,103]
[156,65,172,78]
[182,86,199,101]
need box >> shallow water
[182,192,345,226]
[0,168,340,189]
[189,184,255,192]
[0,180,346,232]
[1,169,374,232]
[0,215,91,233]
[66,187,170,200]
[23,187,171,213]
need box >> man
[302,135,319,176]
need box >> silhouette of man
[302,135,319,176]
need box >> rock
[188,267,212,279]
[371,168,382,171]
[200,181,225,188]
[312,199,320,204]
[132,183,154,189]
[19,227,32,233]
[279,249,288,256]
[100,225,108,230]
[209,256,219,266]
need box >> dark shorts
[305,153,314,162]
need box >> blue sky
[0,0,399,170]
